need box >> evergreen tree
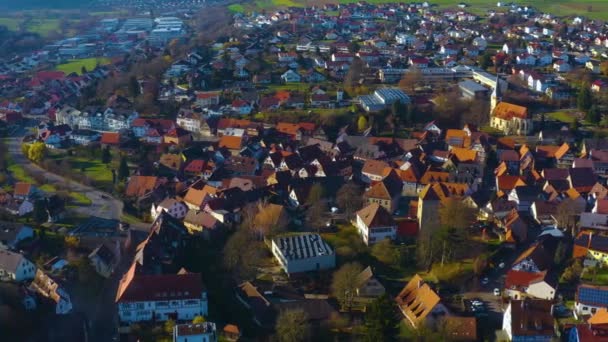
[81,66,87,75]
[578,84,592,111]
[478,51,493,69]
[101,146,112,164]
[129,75,140,97]
[587,105,600,124]
[32,199,48,224]
[118,156,129,181]
[364,294,399,342]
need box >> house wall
[0,258,36,282]
[118,294,208,323]
[357,278,386,298]
[527,282,556,300]
[575,301,603,318]
[271,242,335,274]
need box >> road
[5,131,123,221]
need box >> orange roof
[589,308,608,325]
[420,170,450,184]
[184,185,218,208]
[395,274,441,327]
[445,129,471,147]
[275,90,291,102]
[223,324,240,335]
[276,122,302,136]
[218,135,243,150]
[13,182,32,197]
[536,145,560,158]
[555,143,570,160]
[497,175,526,191]
[493,102,528,120]
[451,147,477,163]
[101,132,120,145]
[366,182,392,200]
[125,176,160,197]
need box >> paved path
[5,135,123,220]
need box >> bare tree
[331,262,363,311]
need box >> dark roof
[509,299,554,338]
[116,272,204,302]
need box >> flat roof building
[271,233,335,274]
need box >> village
[3,0,608,341]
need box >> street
[5,127,123,221]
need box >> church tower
[490,76,503,114]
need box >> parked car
[493,288,501,296]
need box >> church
[489,78,533,136]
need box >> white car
[481,277,489,285]
[493,288,501,296]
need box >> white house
[504,270,557,300]
[271,233,335,274]
[0,250,36,282]
[174,322,217,342]
[516,53,537,65]
[281,70,301,83]
[502,299,555,341]
[116,268,208,324]
[553,60,571,73]
[151,198,188,220]
[355,203,397,245]
[574,284,608,318]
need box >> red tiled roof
[116,271,203,302]
[100,132,120,145]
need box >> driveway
[5,134,123,220]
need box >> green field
[0,17,80,36]
[228,4,246,13]
[56,58,111,75]
[0,18,20,31]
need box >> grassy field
[56,57,111,75]
[547,110,578,124]
[228,4,246,13]
[0,17,20,31]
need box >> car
[481,277,489,285]
[493,288,501,296]
[471,300,484,306]
[498,262,506,269]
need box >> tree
[27,142,46,163]
[164,319,176,335]
[252,200,289,237]
[32,199,48,224]
[64,236,80,249]
[81,66,87,75]
[117,156,129,181]
[473,255,488,276]
[129,75,140,97]
[364,294,399,342]
[344,57,365,92]
[101,146,112,164]
[399,67,423,93]
[439,198,476,230]
[561,259,583,284]
[331,262,363,311]
[578,84,592,111]
[554,240,568,266]
[223,228,263,280]
[192,316,206,323]
[478,51,493,69]
[306,201,326,231]
[306,183,325,206]
[275,309,310,342]
[336,182,365,219]
[357,115,368,132]
[371,239,399,266]
[587,105,600,124]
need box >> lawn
[68,157,114,184]
[228,4,246,13]
[56,57,111,75]
[7,161,35,183]
[581,267,608,286]
[422,260,474,284]
[546,110,577,124]
[0,17,20,31]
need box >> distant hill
[0,0,93,10]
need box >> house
[444,316,477,341]
[116,266,208,323]
[13,182,36,201]
[355,203,397,245]
[417,182,469,233]
[490,102,532,136]
[553,60,571,73]
[235,282,273,327]
[71,129,100,145]
[0,225,34,250]
[173,322,217,342]
[281,70,301,83]
[573,231,608,267]
[504,270,557,300]
[359,88,411,112]
[100,132,121,146]
[395,274,449,328]
[88,244,117,278]
[361,160,390,183]
[365,173,402,213]
[575,284,608,318]
[354,266,386,303]
[164,127,192,145]
[0,250,36,282]
[502,299,555,342]
[270,233,335,274]
[592,80,608,93]
[125,176,163,198]
[231,99,253,115]
[587,60,601,74]
[183,210,220,235]
[218,135,245,155]
[29,269,72,314]
[151,198,188,220]
[222,324,241,341]
[195,91,221,107]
